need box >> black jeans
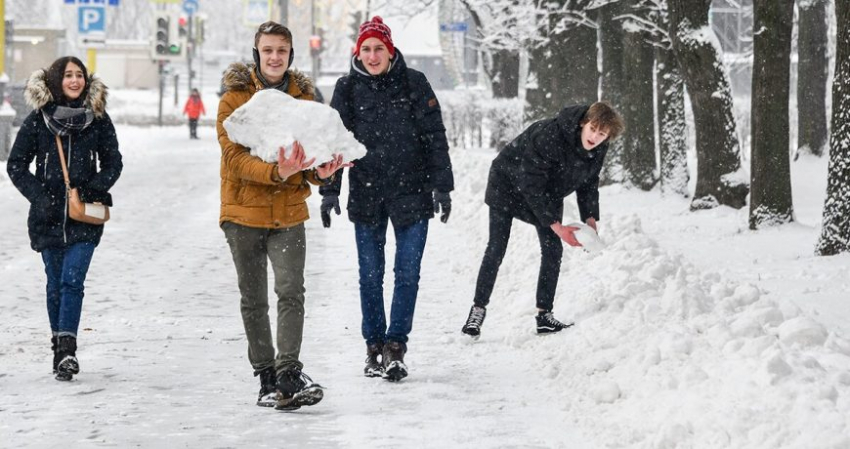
[473,207,563,311]
[188,118,198,138]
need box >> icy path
[0,126,586,448]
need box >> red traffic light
[178,17,187,27]
[309,35,321,50]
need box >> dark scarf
[254,67,290,93]
[42,101,94,137]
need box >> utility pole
[187,14,193,94]
[279,0,288,26]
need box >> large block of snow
[223,89,367,166]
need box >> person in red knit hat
[321,16,454,382]
[354,16,395,59]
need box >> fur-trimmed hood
[221,62,314,97]
[24,68,108,118]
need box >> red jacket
[183,96,206,119]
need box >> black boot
[255,367,277,407]
[275,369,324,411]
[364,342,383,378]
[382,341,408,382]
[51,336,59,375]
[55,336,79,381]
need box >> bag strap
[54,135,72,189]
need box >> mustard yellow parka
[217,63,325,229]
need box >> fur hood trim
[221,62,314,97]
[24,69,108,118]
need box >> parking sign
[78,6,106,34]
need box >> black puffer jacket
[485,105,607,227]
[321,50,453,227]
[6,70,122,252]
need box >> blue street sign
[183,0,199,14]
[65,0,120,6]
[439,22,468,33]
[183,0,199,15]
[78,6,106,34]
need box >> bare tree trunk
[668,0,749,210]
[490,49,520,98]
[816,0,850,256]
[622,25,657,190]
[526,1,597,122]
[598,1,626,186]
[657,46,689,197]
[750,0,795,229]
[796,0,829,158]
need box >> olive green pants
[223,222,306,374]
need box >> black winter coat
[321,51,453,227]
[485,105,607,227]
[7,72,122,252]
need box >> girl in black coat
[319,17,453,381]
[461,102,623,339]
[6,56,123,381]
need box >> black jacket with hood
[321,50,453,228]
[485,105,608,227]
[6,69,122,252]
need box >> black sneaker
[364,343,384,378]
[382,341,408,382]
[275,369,324,411]
[461,305,487,339]
[255,367,277,407]
[536,311,574,334]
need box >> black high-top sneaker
[275,369,324,411]
[364,343,384,378]
[536,311,574,334]
[255,367,277,407]
[55,336,79,381]
[51,336,59,375]
[382,341,408,382]
[461,305,487,339]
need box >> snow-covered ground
[1,93,848,448]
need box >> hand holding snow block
[566,222,606,252]
[223,89,367,166]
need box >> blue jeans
[355,217,429,346]
[41,242,96,337]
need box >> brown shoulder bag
[55,135,110,225]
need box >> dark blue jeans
[355,216,429,346]
[41,242,96,337]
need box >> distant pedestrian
[461,102,624,339]
[320,16,454,382]
[182,88,205,139]
[6,56,123,381]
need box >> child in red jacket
[182,88,206,139]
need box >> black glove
[433,191,451,224]
[320,195,341,228]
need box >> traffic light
[194,16,205,44]
[309,35,322,57]
[151,13,185,60]
[177,16,188,40]
[152,13,170,57]
[349,11,363,44]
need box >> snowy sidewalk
[2,125,849,448]
[0,125,586,448]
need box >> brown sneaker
[382,341,408,382]
[364,343,384,378]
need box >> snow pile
[222,89,367,166]
[450,149,850,449]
